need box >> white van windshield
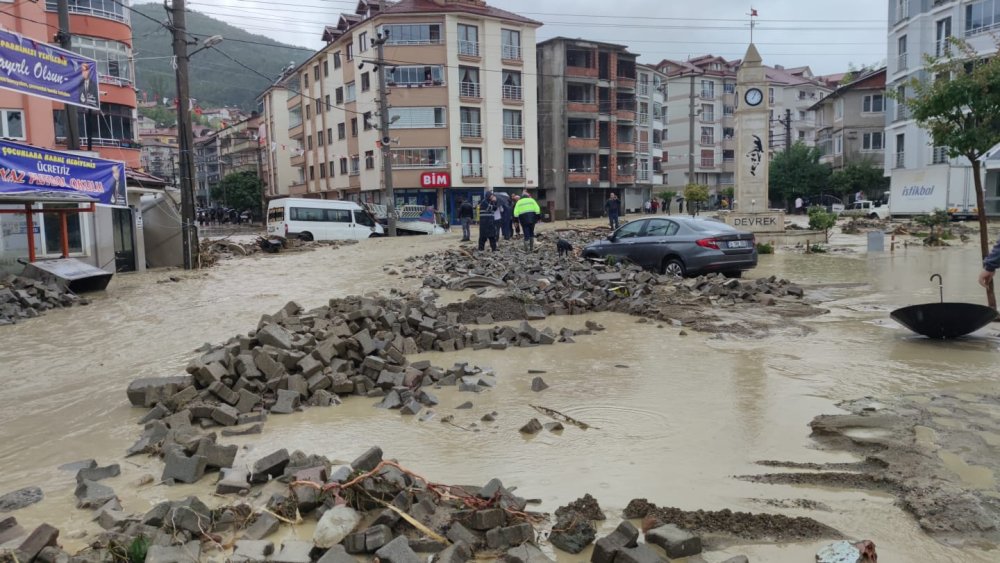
[354,210,375,227]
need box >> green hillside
[131,2,311,110]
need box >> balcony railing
[895,152,905,168]
[638,83,649,97]
[460,82,481,98]
[897,53,908,71]
[462,163,484,177]
[461,123,482,138]
[637,141,649,153]
[932,146,948,164]
[895,105,909,121]
[700,135,715,145]
[502,85,523,101]
[505,165,525,178]
[700,91,715,100]
[700,158,715,168]
[504,124,524,140]
[700,114,716,123]
[637,170,651,181]
[502,44,522,60]
[458,40,480,57]
[638,113,649,125]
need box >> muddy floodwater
[2,230,999,562]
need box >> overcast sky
[165,0,889,75]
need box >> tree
[769,142,831,206]
[808,206,837,243]
[684,184,710,216]
[212,171,262,214]
[828,158,889,200]
[900,38,1000,308]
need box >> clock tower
[734,43,770,214]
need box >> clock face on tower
[744,88,764,106]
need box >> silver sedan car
[582,216,758,277]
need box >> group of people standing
[198,207,251,226]
[605,194,681,230]
[456,191,542,252]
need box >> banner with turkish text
[0,140,126,205]
[0,28,100,110]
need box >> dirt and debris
[0,274,89,326]
[622,498,841,543]
[198,236,358,267]
[739,394,1000,547]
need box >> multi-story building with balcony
[811,68,887,171]
[886,0,1000,214]
[259,0,540,223]
[0,0,145,271]
[260,72,297,203]
[635,64,668,197]
[537,38,640,218]
[195,132,221,207]
[765,65,830,151]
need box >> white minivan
[266,198,383,241]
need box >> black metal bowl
[890,302,999,339]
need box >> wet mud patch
[441,295,532,324]
[622,498,841,543]
[742,394,1000,547]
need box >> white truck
[888,165,978,220]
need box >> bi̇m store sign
[0,139,126,205]
[0,28,99,110]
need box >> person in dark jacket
[979,238,1000,288]
[604,193,621,230]
[457,197,475,241]
[478,192,499,251]
[497,192,514,240]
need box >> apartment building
[886,0,1000,214]
[537,38,641,218]
[260,73,297,202]
[657,55,829,194]
[811,68,887,170]
[217,115,263,182]
[261,0,540,223]
[658,55,739,193]
[195,132,221,207]
[636,64,668,196]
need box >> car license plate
[728,240,750,249]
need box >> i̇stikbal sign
[0,28,99,110]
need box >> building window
[329,161,336,177]
[458,24,479,57]
[313,65,320,80]
[323,60,329,77]
[0,109,25,139]
[965,1,1000,36]
[335,87,344,105]
[504,148,523,178]
[568,83,594,103]
[359,32,369,53]
[862,94,884,113]
[361,72,370,92]
[768,87,774,104]
[307,136,313,150]
[501,29,522,60]
[340,158,348,174]
[44,0,128,23]
[387,65,444,86]
[700,149,714,168]
[936,17,952,56]
[723,149,735,162]
[895,133,905,168]
[700,126,714,145]
[327,128,333,144]
[345,82,356,103]
[503,109,523,140]
[723,81,735,94]
[381,23,441,45]
[459,66,480,98]
[568,153,595,173]
[351,118,358,137]
[862,131,883,151]
[303,73,309,89]
[317,131,324,146]
[319,163,326,178]
[391,148,447,169]
[895,85,908,120]
[723,105,734,116]
[334,52,342,69]
[700,80,714,99]
[289,105,302,128]
[363,111,373,131]
[338,122,346,139]
[701,104,714,122]
[932,146,949,164]
[461,147,483,177]
[388,107,446,128]
[835,98,844,119]
[305,104,311,119]
[566,48,594,68]
[897,35,908,70]
[70,35,133,84]
[502,70,522,100]
[53,103,134,147]
[324,94,331,110]
[346,43,354,61]
[350,156,360,175]
[460,107,481,137]
[309,165,315,180]
[365,150,375,170]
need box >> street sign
[420,171,450,188]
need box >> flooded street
[1,227,998,562]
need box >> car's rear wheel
[662,257,685,277]
[298,232,314,242]
[869,213,878,220]
[723,270,743,279]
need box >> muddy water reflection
[1,238,997,561]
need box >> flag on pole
[751,8,758,16]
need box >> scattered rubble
[0,487,43,512]
[198,236,359,267]
[0,274,89,326]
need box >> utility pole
[687,74,695,186]
[169,0,198,268]
[784,108,792,154]
[373,32,397,236]
[56,0,80,150]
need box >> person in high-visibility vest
[513,191,541,252]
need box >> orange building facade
[0,0,139,167]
